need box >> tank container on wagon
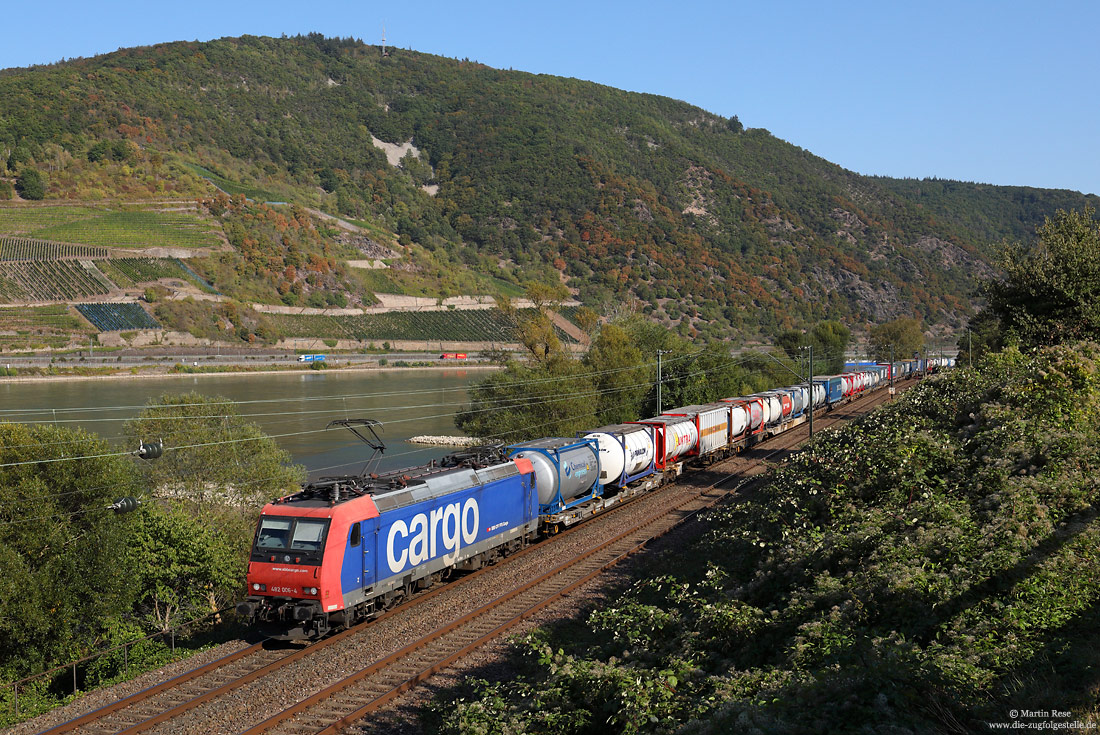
[579,424,656,489]
[629,415,699,469]
[785,385,807,417]
[811,382,826,409]
[506,437,600,514]
[753,392,786,424]
[662,404,730,457]
[725,401,750,440]
[722,396,764,435]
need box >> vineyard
[95,257,218,292]
[0,260,112,302]
[266,308,579,343]
[0,238,112,261]
[0,206,110,234]
[0,206,221,250]
[0,304,94,351]
[32,210,220,249]
[76,302,161,331]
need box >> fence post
[13,684,18,716]
[171,629,175,653]
[72,663,77,695]
[123,644,128,673]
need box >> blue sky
[5,1,1097,195]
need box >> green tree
[985,207,1100,346]
[810,320,851,373]
[583,323,651,425]
[869,317,925,362]
[516,311,562,363]
[775,321,851,374]
[123,392,304,509]
[0,424,140,677]
[456,358,597,444]
[15,168,45,200]
[525,280,569,312]
[122,394,305,628]
[128,500,243,631]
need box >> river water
[0,368,484,479]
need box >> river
[0,369,484,479]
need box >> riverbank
[0,362,499,384]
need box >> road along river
[0,368,482,477]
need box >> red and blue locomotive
[238,422,538,639]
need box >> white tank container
[663,419,698,461]
[583,424,655,486]
[729,403,749,438]
[630,416,698,465]
[764,394,782,424]
[788,386,805,415]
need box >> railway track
[35,380,909,735]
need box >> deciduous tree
[985,207,1100,346]
[869,318,925,362]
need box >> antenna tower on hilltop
[381,25,389,57]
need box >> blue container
[814,376,844,405]
[506,438,601,515]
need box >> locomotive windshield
[251,516,330,563]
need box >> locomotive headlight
[252,583,260,591]
[308,587,318,595]
[260,584,267,592]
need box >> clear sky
[4,0,1097,195]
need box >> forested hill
[2,34,1097,341]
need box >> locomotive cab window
[251,517,330,564]
[256,518,292,549]
[350,522,361,547]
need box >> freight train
[238,357,952,639]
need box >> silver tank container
[507,437,599,505]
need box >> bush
[16,168,46,200]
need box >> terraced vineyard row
[34,210,220,249]
[95,257,216,292]
[75,302,161,331]
[0,205,109,234]
[267,308,579,343]
[0,304,93,350]
[0,238,111,261]
[0,261,111,302]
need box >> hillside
[2,34,1098,344]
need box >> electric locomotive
[238,421,538,639]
